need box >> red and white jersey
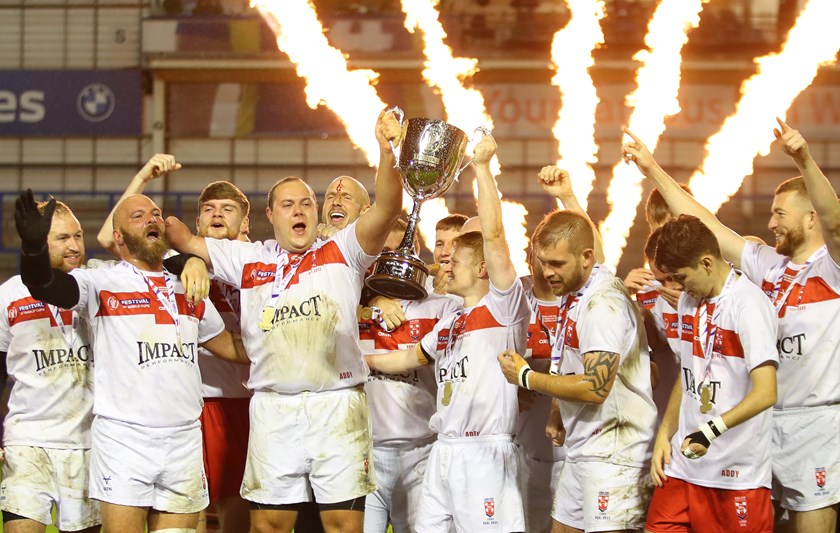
[360,294,460,445]
[515,280,564,462]
[550,265,657,467]
[206,221,375,394]
[741,242,840,409]
[69,261,225,428]
[664,273,778,490]
[199,280,250,399]
[0,276,94,448]
[419,279,530,438]
[636,280,661,312]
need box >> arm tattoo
[583,351,620,398]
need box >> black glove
[14,189,54,255]
[685,430,711,449]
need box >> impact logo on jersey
[598,491,609,512]
[734,496,748,526]
[816,467,826,488]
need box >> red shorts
[645,477,773,533]
[200,397,250,502]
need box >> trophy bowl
[365,107,482,301]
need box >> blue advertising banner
[0,70,141,136]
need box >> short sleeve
[197,297,226,344]
[0,287,12,352]
[68,268,95,316]
[486,278,530,327]
[740,241,781,287]
[420,314,453,362]
[333,220,378,274]
[577,291,633,360]
[206,238,259,289]
[736,286,780,372]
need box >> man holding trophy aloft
[365,131,531,532]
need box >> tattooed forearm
[583,351,620,399]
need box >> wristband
[699,416,729,444]
[518,364,532,390]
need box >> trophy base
[365,251,429,301]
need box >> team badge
[597,491,609,512]
[734,496,748,524]
[816,467,826,488]
[107,296,119,310]
[484,498,495,518]
[7,307,17,321]
[409,320,421,341]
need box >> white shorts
[365,438,434,533]
[551,461,652,532]
[772,404,840,511]
[416,435,524,533]
[521,454,564,533]
[241,387,376,505]
[89,416,208,513]
[0,445,100,531]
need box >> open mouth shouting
[328,210,346,226]
[292,221,308,236]
[145,226,162,241]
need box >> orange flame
[688,0,840,212]
[598,0,704,269]
[402,0,529,276]
[550,0,606,211]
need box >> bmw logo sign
[77,83,116,123]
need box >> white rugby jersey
[70,261,225,428]
[206,221,375,393]
[550,265,657,467]
[664,273,778,490]
[199,280,250,399]
[741,242,840,409]
[359,294,460,445]
[515,283,565,462]
[418,279,530,438]
[636,281,661,312]
[0,276,94,448]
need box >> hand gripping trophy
[365,107,488,300]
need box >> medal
[360,307,373,320]
[259,306,275,331]
[441,381,452,406]
[699,384,713,414]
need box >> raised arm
[98,154,182,257]
[622,129,746,268]
[15,190,80,309]
[774,118,840,263]
[473,134,516,291]
[498,349,620,405]
[355,109,404,256]
[538,165,605,263]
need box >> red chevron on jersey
[7,296,51,327]
[96,290,205,324]
[360,317,438,351]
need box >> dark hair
[435,213,469,233]
[532,210,594,256]
[645,183,693,228]
[199,181,250,216]
[267,176,315,209]
[774,176,807,197]
[644,226,662,262]
[654,214,722,272]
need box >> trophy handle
[457,126,494,176]
[385,106,405,163]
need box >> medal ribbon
[49,305,78,351]
[134,266,182,347]
[265,240,324,311]
[771,246,826,316]
[694,268,739,387]
[550,264,601,372]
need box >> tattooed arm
[498,349,620,405]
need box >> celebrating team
[0,111,837,533]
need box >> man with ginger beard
[0,199,101,533]
[15,191,248,533]
[623,121,840,533]
[164,110,404,533]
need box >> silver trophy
[366,107,485,300]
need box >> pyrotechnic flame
[254,0,449,252]
[688,0,840,212]
[598,0,703,269]
[402,0,529,276]
[550,0,606,212]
